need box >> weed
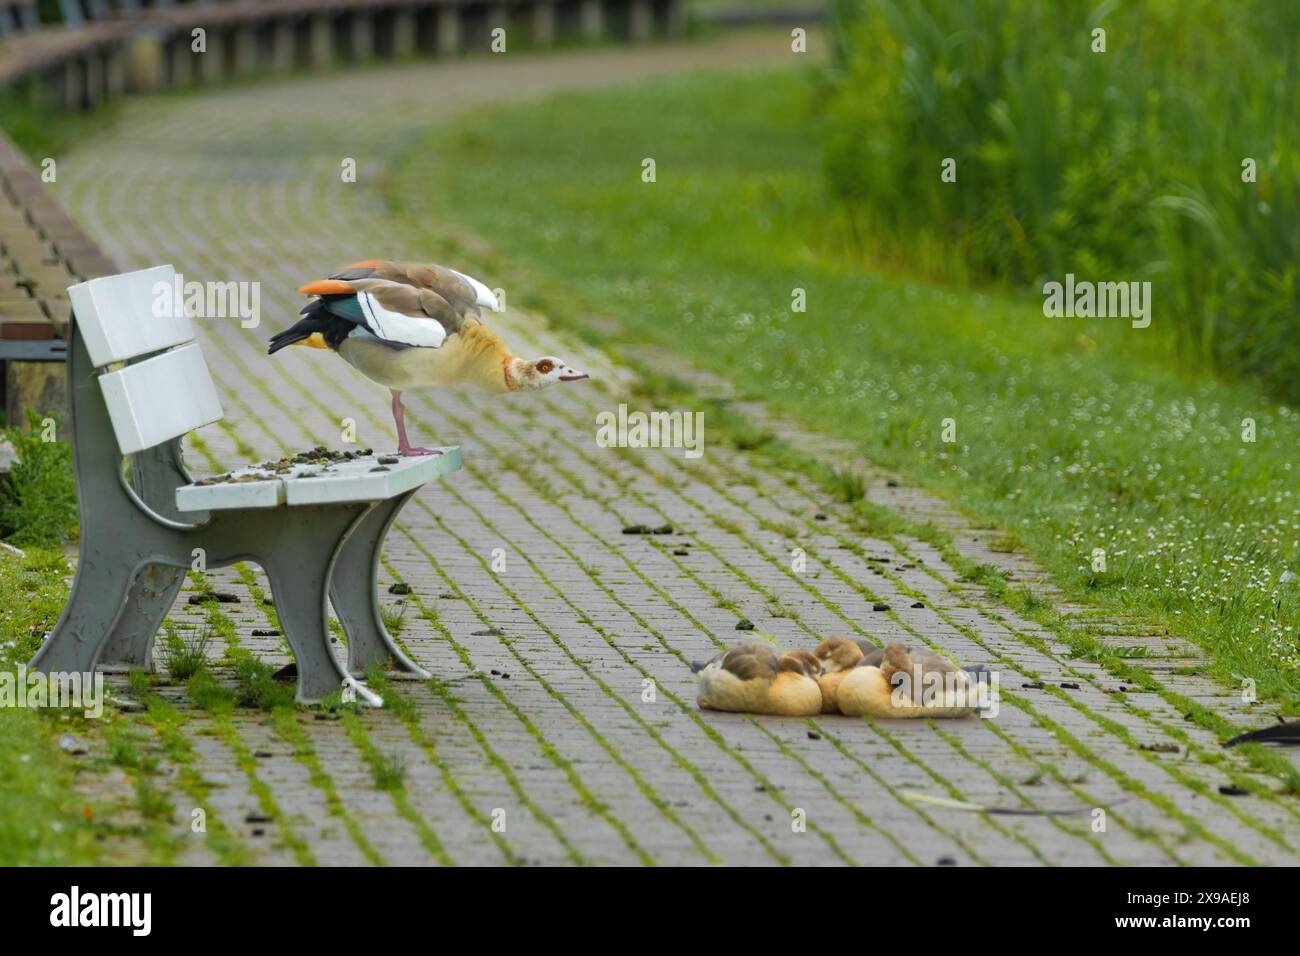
[158,623,213,681]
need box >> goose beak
[559,370,590,382]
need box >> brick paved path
[54,33,1300,865]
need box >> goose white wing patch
[449,268,503,312]
[357,291,447,348]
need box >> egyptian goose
[268,260,589,456]
[694,642,823,716]
[836,643,979,718]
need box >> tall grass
[823,0,1300,395]
[0,410,78,547]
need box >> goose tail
[268,299,349,355]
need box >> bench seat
[176,448,461,511]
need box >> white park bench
[28,265,460,704]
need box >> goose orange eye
[537,360,554,374]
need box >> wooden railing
[0,128,117,420]
[0,0,685,108]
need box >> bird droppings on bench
[176,448,457,512]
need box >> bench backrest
[68,265,223,455]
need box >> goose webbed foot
[397,444,444,458]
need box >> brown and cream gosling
[820,641,981,719]
[813,637,864,714]
[694,642,823,716]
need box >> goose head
[777,649,822,680]
[510,356,590,390]
[814,636,865,674]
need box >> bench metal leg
[258,504,370,703]
[330,489,430,678]
[29,559,135,675]
[98,440,194,669]
[99,564,187,670]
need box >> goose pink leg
[390,390,443,457]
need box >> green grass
[823,0,1300,395]
[229,649,297,712]
[389,66,1300,709]
[0,709,102,865]
[379,601,408,636]
[368,750,408,791]
[0,550,103,864]
[0,86,123,161]
[0,411,78,548]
